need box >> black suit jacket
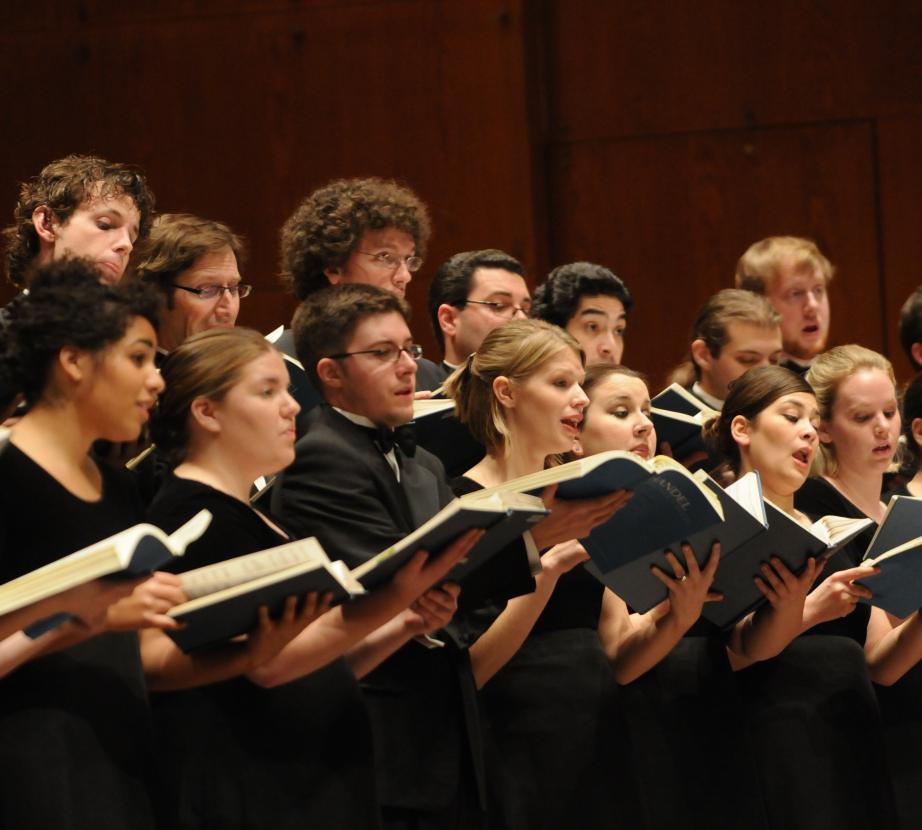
[270,405,485,812]
[415,357,451,392]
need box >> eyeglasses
[461,299,531,319]
[358,251,423,273]
[172,283,253,300]
[329,343,424,364]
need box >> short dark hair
[292,284,411,386]
[902,371,922,470]
[279,177,431,300]
[2,155,155,289]
[531,262,633,328]
[427,249,525,350]
[0,257,161,404]
[899,287,922,370]
[131,213,245,310]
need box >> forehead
[835,368,897,406]
[179,246,240,284]
[770,261,827,293]
[724,320,783,350]
[572,294,626,323]
[469,267,529,298]
[770,391,818,413]
[237,348,286,380]
[346,310,411,347]
[74,191,141,222]
[536,346,584,376]
[358,227,416,252]
[590,373,649,401]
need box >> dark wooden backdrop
[2,0,920,385]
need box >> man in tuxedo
[735,235,833,375]
[532,261,634,366]
[271,283,487,829]
[423,249,531,390]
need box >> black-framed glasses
[460,299,531,319]
[329,343,424,364]
[358,251,423,273]
[172,283,253,300]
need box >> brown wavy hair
[131,213,244,309]
[2,155,155,288]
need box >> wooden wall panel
[547,122,881,388]
[0,0,539,360]
[542,0,922,142]
[878,115,922,384]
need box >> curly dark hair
[0,257,162,404]
[279,177,431,300]
[531,262,633,328]
[427,249,525,350]
[2,155,156,289]
[292,283,411,384]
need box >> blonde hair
[734,236,834,294]
[806,345,896,476]
[151,327,274,463]
[443,319,584,457]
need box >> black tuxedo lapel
[398,447,444,528]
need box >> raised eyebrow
[130,338,156,348]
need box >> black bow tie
[372,423,417,458]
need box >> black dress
[148,474,379,830]
[452,476,646,830]
[0,445,157,830]
[731,476,896,830]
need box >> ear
[316,356,344,389]
[57,346,90,384]
[437,303,460,338]
[323,265,342,286]
[911,417,922,450]
[189,397,222,435]
[816,419,833,445]
[912,343,922,370]
[31,206,57,243]
[492,375,516,410]
[690,339,713,372]
[729,414,751,448]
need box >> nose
[801,419,818,441]
[636,412,654,434]
[392,260,412,289]
[512,306,529,320]
[574,384,590,410]
[597,334,617,363]
[113,226,133,254]
[281,389,301,418]
[396,347,418,374]
[149,368,166,396]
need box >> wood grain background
[2,0,920,385]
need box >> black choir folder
[697,474,872,629]
[166,492,548,652]
[650,383,719,459]
[858,496,922,617]
[467,451,725,601]
[0,510,213,618]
